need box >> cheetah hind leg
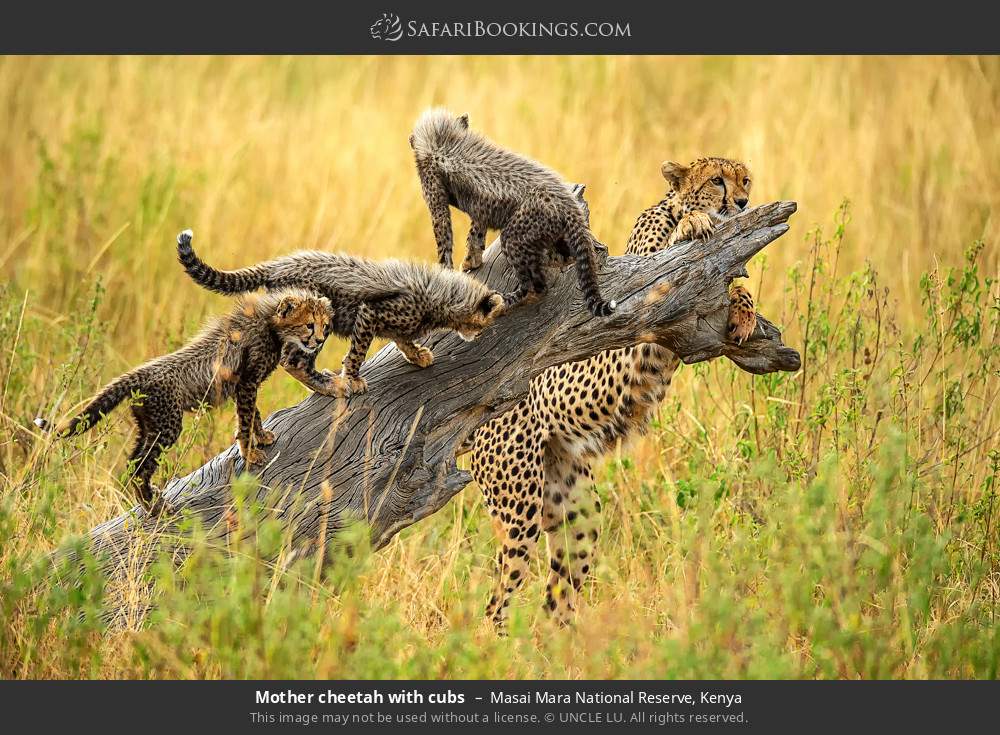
[500,262,534,310]
[499,210,549,309]
[127,406,180,515]
[503,248,548,308]
[461,220,487,272]
[542,457,600,626]
[727,284,757,344]
[125,432,161,513]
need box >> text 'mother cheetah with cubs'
[471,157,757,630]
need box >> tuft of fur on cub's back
[410,108,615,318]
[410,108,568,198]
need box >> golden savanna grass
[1,56,999,678]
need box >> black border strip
[2,1,998,54]
[2,680,999,732]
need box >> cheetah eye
[712,177,724,186]
[743,177,751,186]
[306,322,315,332]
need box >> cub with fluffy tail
[176,229,505,395]
[409,108,616,317]
[36,289,334,513]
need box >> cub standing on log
[36,288,334,514]
[176,229,505,396]
[409,108,616,317]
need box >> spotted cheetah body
[470,157,756,628]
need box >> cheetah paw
[326,373,368,397]
[460,252,483,271]
[668,211,715,246]
[241,447,267,466]
[255,429,276,446]
[344,375,368,395]
[138,485,167,517]
[727,286,757,345]
[403,345,435,368]
[306,371,345,397]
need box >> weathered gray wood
[69,200,800,575]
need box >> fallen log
[65,199,800,576]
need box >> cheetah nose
[735,198,749,210]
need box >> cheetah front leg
[252,409,275,446]
[419,169,455,269]
[334,302,375,395]
[232,407,278,446]
[667,210,714,247]
[396,340,434,368]
[461,219,487,272]
[281,342,342,396]
[728,285,758,344]
[542,458,601,626]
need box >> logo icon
[370,12,403,41]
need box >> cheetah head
[661,157,752,220]
[454,292,506,341]
[272,292,334,354]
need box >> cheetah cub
[35,289,333,513]
[176,229,505,396]
[409,108,616,317]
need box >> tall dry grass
[1,56,998,678]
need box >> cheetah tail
[566,217,616,318]
[35,373,138,438]
[176,229,268,295]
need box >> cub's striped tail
[565,217,616,318]
[35,374,138,438]
[176,229,268,295]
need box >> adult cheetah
[470,157,756,629]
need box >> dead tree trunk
[69,200,799,575]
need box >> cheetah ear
[275,295,300,320]
[661,161,688,188]
[457,113,470,130]
[319,296,333,314]
[573,184,587,201]
[408,133,416,149]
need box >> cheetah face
[661,157,752,219]
[455,293,505,341]
[273,293,334,354]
